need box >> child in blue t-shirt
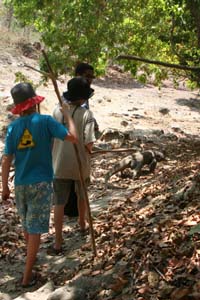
[1,82,77,288]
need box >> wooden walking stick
[42,50,97,256]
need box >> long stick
[91,147,140,155]
[42,50,97,256]
[42,50,63,105]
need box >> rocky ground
[1,27,200,300]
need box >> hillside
[1,28,200,300]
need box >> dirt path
[1,37,200,300]
[1,74,200,300]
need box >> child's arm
[85,142,94,154]
[2,154,13,200]
[61,102,78,144]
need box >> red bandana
[11,95,45,114]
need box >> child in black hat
[1,82,77,287]
[50,77,96,255]
[63,63,99,218]
[74,62,95,109]
[74,62,99,134]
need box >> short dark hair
[75,63,94,76]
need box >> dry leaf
[170,288,191,300]
[109,277,128,292]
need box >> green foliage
[137,73,147,84]
[4,0,200,86]
[39,53,68,77]
[14,71,42,90]
[186,78,199,90]
[15,71,32,84]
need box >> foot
[21,272,38,288]
[47,246,63,256]
[80,223,89,235]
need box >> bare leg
[22,233,40,286]
[23,230,39,266]
[54,204,65,249]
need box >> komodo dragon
[105,150,164,184]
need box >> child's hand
[60,102,70,115]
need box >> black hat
[11,83,36,104]
[11,83,44,114]
[63,77,94,102]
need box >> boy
[1,82,77,287]
[63,63,99,217]
[50,77,96,255]
[74,62,95,109]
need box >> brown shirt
[52,104,96,180]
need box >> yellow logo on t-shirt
[17,129,35,149]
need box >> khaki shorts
[53,178,89,205]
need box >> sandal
[21,272,38,288]
[47,246,63,256]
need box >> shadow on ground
[176,96,200,112]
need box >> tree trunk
[5,6,13,30]
[186,0,200,48]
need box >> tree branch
[117,55,200,71]
[23,63,51,78]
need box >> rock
[99,128,125,147]
[33,42,41,51]
[6,104,13,111]
[148,271,159,288]
[160,133,178,141]
[14,281,54,300]
[120,120,129,127]
[0,293,12,300]
[159,108,169,115]
[47,286,86,300]
[171,125,183,133]
[152,129,164,136]
[132,113,146,119]
[37,281,55,294]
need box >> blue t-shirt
[4,113,68,185]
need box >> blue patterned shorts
[15,182,52,234]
